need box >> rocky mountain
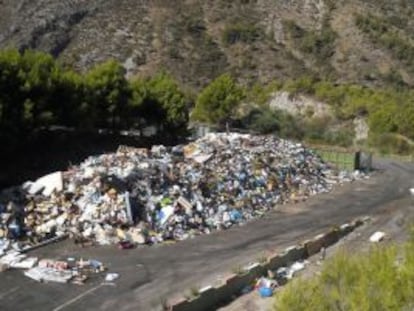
[1,0,413,88]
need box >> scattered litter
[287,261,306,279]
[258,286,273,298]
[276,267,288,280]
[118,240,135,249]
[105,273,119,282]
[10,257,38,269]
[24,266,74,283]
[320,246,326,260]
[0,262,9,272]
[0,251,26,266]
[275,260,308,281]
[255,277,277,298]
[241,285,253,295]
[21,256,108,285]
[369,231,385,243]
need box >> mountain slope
[1,0,413,88]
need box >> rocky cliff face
[1,0,413,88]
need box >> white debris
[0,239,10,255]
[0,251,26,266]
[369,231,385,243]
[287,261,306,279]
[105,273,119,282]
[10,257,38,269]
[24,266,74,283]
[25,172,63,197]
[192,154,213,164]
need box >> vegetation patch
[275,236,414,311]
[222,23,263,45]
[0,49,190,155]
[283,20,337,63]
[355,13,414,73]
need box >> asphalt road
[0,159,413,311]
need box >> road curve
[0,158,413,311]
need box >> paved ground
[0,159,413,311]
[220,192,414,311]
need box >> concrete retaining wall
[170,218,365,311]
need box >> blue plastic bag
[258,286,273,298]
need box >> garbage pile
[0,133,362,252]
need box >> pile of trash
[0,133,363,252]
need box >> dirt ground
[219,194,414,311]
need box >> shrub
[370,133,414,155]
[248,109,281,134]
[192,73,245,124]
[323,128,355,147]
[283,20,337,62]
[355,13,414,71]
[222,23,262,45]
[275,240,414,311]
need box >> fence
[316,149,355,171]
[308,144,357,171]
[312,145,414,171]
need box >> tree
[0,49,25,136]
[147,73,189,134]
[45,69,85,128]
[192,74,244,125]
[18,50,60,129]
[129,73,189,136]
[85,60,130,129]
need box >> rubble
[0,133,366,254]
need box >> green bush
[278,77,414,145]
[283,20,337,62]
[222,23,262,45]
[275,240,414,311]
[243,76,414,150]
[355,13,414,71]
[245,107,303,139]
[246,81,282,106]
[300,116,353,147]
[370,133,414,155]
[247,108,281,134]
[192,73,245,124]
[323,128,355,147]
